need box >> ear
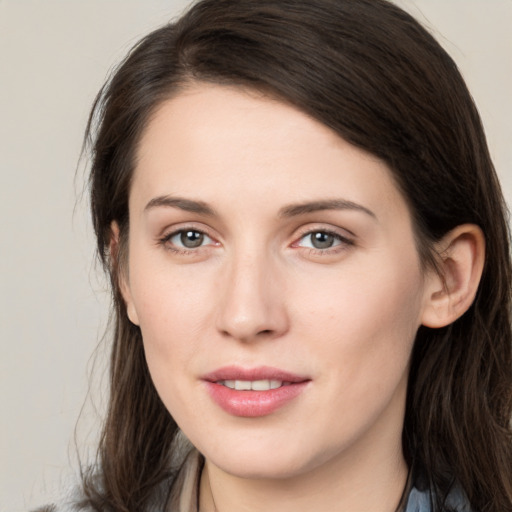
[421,224,485,328]
[110,221,140,326]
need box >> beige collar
[167,448,203,512]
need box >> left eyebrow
[278,199,377,219]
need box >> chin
[197,429,336,480]
[213,453,314,480]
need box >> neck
[199,438,409,512]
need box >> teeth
[251,379,272,391]
[236,380,252,390]
[220,379,283,390]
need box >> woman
[47,0,512,510]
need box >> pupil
[312,232,334,249]
[181,231,204,248]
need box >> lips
[202,366,310,417]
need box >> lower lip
[204,381,309,417]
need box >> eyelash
[292,228,354,255]
[158,226,354,256]
[158,227,217,255]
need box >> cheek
[134,278,211,350]
[131,277,212,421]
[127,254,220,389]
[295,253,424,384]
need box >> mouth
[202,366,310,417]
[216,379,292,391]
[203,365,308,383]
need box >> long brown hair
[81,0,512,510]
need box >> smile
[203,366,310,417]
[218,379,289,390]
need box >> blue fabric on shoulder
[405,486,432,512]
[404,485,472,512]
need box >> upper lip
[202,365,310,383]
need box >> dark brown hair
[82,0,512,510]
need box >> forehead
[137,84,350,163]
[132,83,407,223]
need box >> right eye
[162,229,215,250]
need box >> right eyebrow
[144,195,217,216]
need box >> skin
[118,84,479,512]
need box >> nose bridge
[215,242,288,342]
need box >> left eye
[168,230,213,249]
[297,231,345,250]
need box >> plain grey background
[1,1,511,510]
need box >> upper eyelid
[160,223,216,239]
[159,228,218,255]
[294,231,353,248]
[164,228,212,240]
[157,223,355,245]
[293,223,355,240]
[158,227,219,253]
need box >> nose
[215,251,289,343]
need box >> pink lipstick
[202,366,310,417]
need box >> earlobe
[421,224,485,329]
[110,221,140,326]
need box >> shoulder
[405,486,432,512]
[404,484,473,512]
[30,482,95,512]
[31,445,196,512]
[31,505,88,512]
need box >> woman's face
[121,84,433,479]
